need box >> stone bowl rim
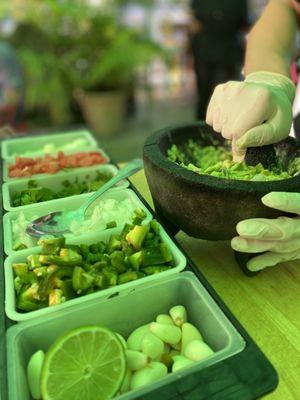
[143,121,300,194]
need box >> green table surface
[130,169,300,400]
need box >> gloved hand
[206,71,295,161]
[231,192,300,271]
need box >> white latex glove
[206,71,296,161]
[231,192,300,271]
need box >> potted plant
[71,21,162,136]
[3,1,162,135]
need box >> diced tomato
[8,150,106,178]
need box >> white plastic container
[6,272,245,399]
[3,188,152,255]
[3,148,110,182]
[4,222,187,322]
[2,164,128,211]
[1,129,98,159]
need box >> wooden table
[130,170,300,400]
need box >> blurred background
[0,0,268,161]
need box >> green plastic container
[3,148,110,182]
[6,272,245,400]
[2,164,129,211]
[1,130,98,159]
[3,188,152,255]
[5,221,186,322]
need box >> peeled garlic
[169,305,187,327]
[169,349,180,359]
[171,341,181,351]
[163,343,171,354]
[126,350,148,371]
[27,350,45,400]
[141,332,164,359]
[184,339,214,362]
[156,314,174,325]
[130,362,168,390]
[127,324,150,351]
[150,322,181,345]
[172,355,194,372]
[181,322,203,354]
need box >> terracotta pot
[75,89,126,136]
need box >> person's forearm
[244,0,297,77]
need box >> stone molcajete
[143,122,300,274]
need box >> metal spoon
[26,158,143,238]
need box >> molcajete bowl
[143,122,300,241]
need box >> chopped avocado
[20,283,40,302]
[86,253,102,263]
[72,266,94,293]
[132,208,147,225]
[33,267,48,277]
[93,261,107,271]
[143,243,173,266]
[150,220,160,235]
[55,267,73,279]
[110,251,126,272]
[14,276,22,294]
[96,241,107,253]
[46,265,59,274]
[18,271,37,285]
[120,223,133,239]
[128,251,143,270]
[89,243,99,254]
[118,271,139,284]
[39,249,82,267]
[122,240,134,256]
[17,291,40,311]
[49,289,64,306]
[103,269,118,286]
[37,272,57,300]
[27,255,41,270]
[59,248,82,265]
[93,274,108,289]
[126,225,149,251]
[12,263,28,277]
[80,244,89,259]
[107,235,122,253]
[38,236,65,255]
[11,221,176,314]
[60,280,75,300]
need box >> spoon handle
[80,158,144,215]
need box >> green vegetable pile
[27,305,213,400]
[12,170,113,207]
[168,140,300,181]
[13,219,175,312]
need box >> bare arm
[244,0,298,77]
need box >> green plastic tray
[2,164,129,211]
[1,130,98,159]
[6,271,245,400]
[5,222,186,322]
[3,188,152,255]
[3,148,110,182]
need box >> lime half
[41,325,126,400]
